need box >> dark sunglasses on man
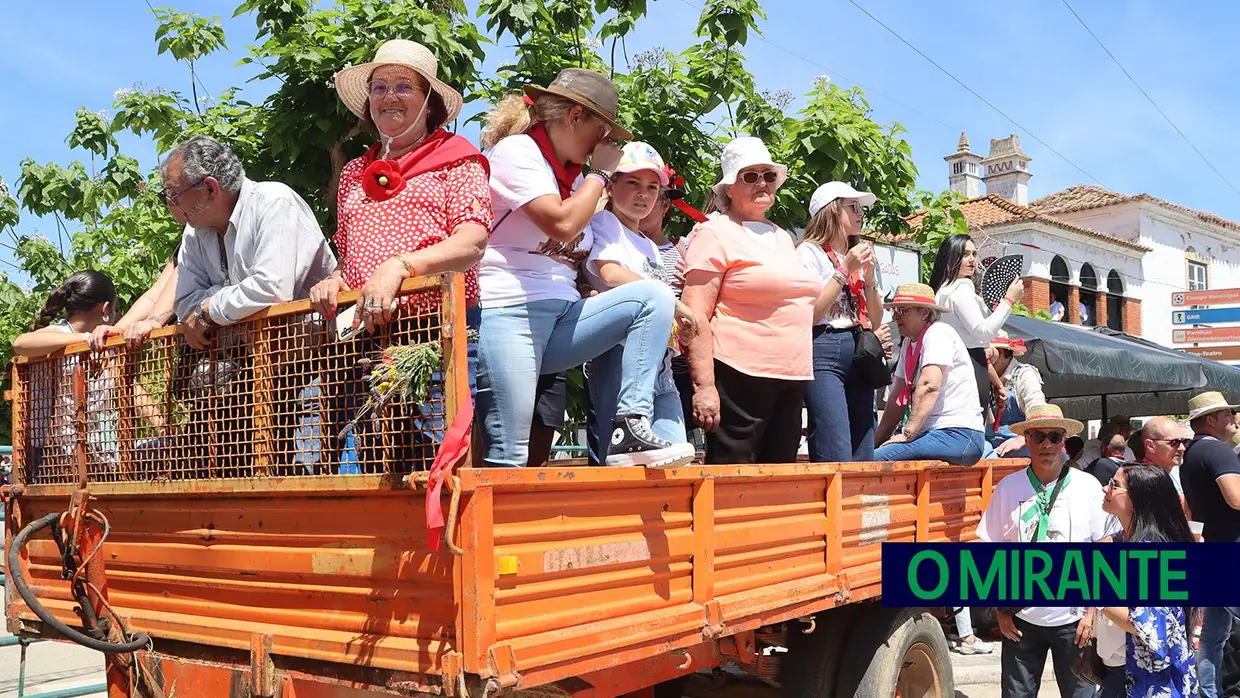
[1026,430,1065,445]
[1151,438,1191,449]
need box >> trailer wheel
[779,604,862,698]
[834,607,952,698]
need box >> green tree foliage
[0,0,963,446]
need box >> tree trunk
[327,121,364,215]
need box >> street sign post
[1173,327,1240,344]
[1183,345,1240,362]
[1172,288,1240,307]
[1172,308,1240,325]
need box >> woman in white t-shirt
[474,69,694,469]
[796,181,882,463]
[582,142,700,463]
[873,283,986,465]
[929,234,1023,427]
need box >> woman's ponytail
[479,92,583,151]
[30,270,117,330]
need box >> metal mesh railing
[11,274,469,486]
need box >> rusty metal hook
[443,475,464,556]
[673,649,692,670]
[799,616,816,634]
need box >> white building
[915,132,1240,352]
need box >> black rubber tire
[780,604,864,698]
[834,607,953,698]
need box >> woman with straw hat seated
[874,283,986,465]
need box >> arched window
[1080,264,1098,290]
[1107,270,1124,331]
[1050,256,1070,283]
[1107,270,1123,295]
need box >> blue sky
[2,1,1239,281]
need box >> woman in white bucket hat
[306,39,493,467]
[679,137,821,464]
[796,180,883,464]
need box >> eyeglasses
[1026,430,1065,445]
[739,170,779,185]
[1152,438,1190,449]
[158,176,206,206]
[369,80,424,100]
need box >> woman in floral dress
[1098,463,1198,697]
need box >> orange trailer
[4,273,1025,698]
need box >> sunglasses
[1106,477,1127,492]
[158,176,206,206]
[739,170,779,185]
[1026,430,1065,445]
[1152,438,1190,448]
[844,201,863,215]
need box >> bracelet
[395,253,416,277]
[583,166,613,181]
[831,271,848,286]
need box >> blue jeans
[804,328,875,462]
[874,427,985,465]
[1198,605,1237,698]
[587,346,685,464]
[476,279,675,467]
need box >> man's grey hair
[161,135,245,192]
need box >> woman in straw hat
[796,180,882,464]
[987,329,1048,458]
[473,68,693,469]
[874,283,986,465]
[679,137,821,464]
[311,39,491,332]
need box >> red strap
[671,198,708,223]
[426,400,474,551]
[823,246,871,330]
[896,321,933,408]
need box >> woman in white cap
[796,181,882,463]
[473,68,693,469]
[581,142,700,463]
[680,137,821,464]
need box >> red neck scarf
[526,122,581,199]
[823,245,871,330]
[353,129,488,201]
[896,320,934,408]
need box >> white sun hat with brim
[334,39,464,125]
[713,137,787,197]
[808,181,878,218]
[1186,391,1240,421]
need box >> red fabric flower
[362,159,406,201]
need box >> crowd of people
[10,39,1240,697]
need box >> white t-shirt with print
[797,244,858,330]
[584,210,665,291]
[977,467,1120,627]
[902,321,984,433]
[479,134,592,308]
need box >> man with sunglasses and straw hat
[1179,390,1240,698]
[977,402,1119,698]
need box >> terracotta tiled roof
[1030,184,1240,234]
[905,194,1151,252]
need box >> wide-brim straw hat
[1010,404,1084,437]
[334,39,464,124]
[1187,391,1240,421]
[524,68,633,141]
[989,329,1028,356]
[883,283,949,313]
[712,136,787,197]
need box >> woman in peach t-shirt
[680,137,821,464]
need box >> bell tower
[944,132,982,198]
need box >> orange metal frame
[4,272,1027,697]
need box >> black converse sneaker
[604,415,695,467]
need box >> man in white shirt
[977,404,1118,698]
[874,283,986,465]
[165,135,336,349]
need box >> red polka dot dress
[335,153,494,313]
